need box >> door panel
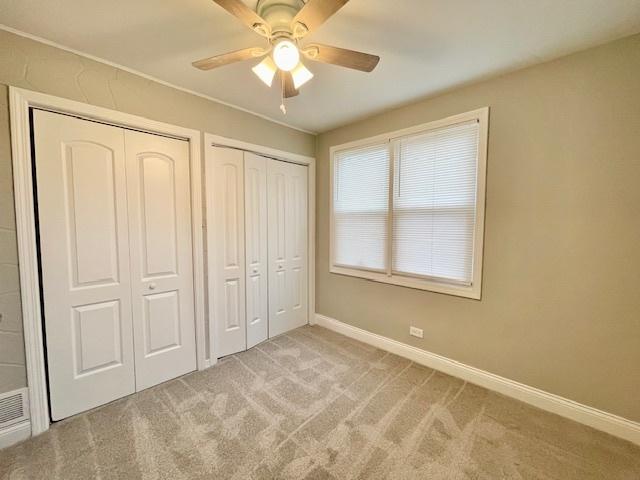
[73,300,123,376]
[65,143,120,286]
[292,174,305,261]
[292,268,302,309]
[143,291,181,356]
[34,110,136,420]
[247,276,262,321]
[244,153,268,348]
[125,130,196,391]
[223,279,241,330]
[139,154,178,277]
[268,160,308,338]
[276,270,287,312]
[223,164,241,267]
[208,147,246,357]
[274,173,287,262]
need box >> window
[330,108,488,299]
[333,144,389,271]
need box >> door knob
[149,283,157,290]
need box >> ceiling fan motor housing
[256,0,305,39]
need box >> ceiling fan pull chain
[280,74,287,114]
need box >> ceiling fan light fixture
[273,39,300,72]
[196,0,381,109]
[252,56,277,87]
[291,62,314,89]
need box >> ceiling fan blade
[212,0,271,37]
[279,71,299,98]
[192,47,267,70]
[291,0,349,38]
[302,44,380,72]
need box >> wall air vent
[0,388,29,429]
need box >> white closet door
[124,130,197,391]
[34,110,135,420]
[268,160,309,337]
[244,153,269,348]
[208,147,246,357]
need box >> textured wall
[0,84,25,393]
[0,29,315,395]
[316,34,640,421]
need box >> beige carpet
[1,325,639,479]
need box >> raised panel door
[34,110,135,420]
[267,160,308,338]
[244,153,268,349]
[208,147,246,357]
[124,130,196,390]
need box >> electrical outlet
[409,326,423,339]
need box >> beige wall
[0,84,26,394]
[0,30,315,394]
[316,34,640,422]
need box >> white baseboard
[314,313,640,446]
[0,421,31,449]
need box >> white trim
[10,87,208,436]
[0,24,315,135]
[9,88,49,436]
[206,133,315,166]
[307,161,316,326]
[329,108,489,300]
[314,314,640,446]
[0,421,31,450]
[203,133,316,357]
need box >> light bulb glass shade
[252,56,277,87]
[291,62,314,89]
[273,40,300,72]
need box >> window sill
[329,265,481,300]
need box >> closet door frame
[9,87,208,437]
[204,133,316,362]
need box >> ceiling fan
[192,0,380,112]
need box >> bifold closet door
[124,130,197,391]
[267,160,309,337]
[208,147,247,357]
[34,110,136,420]
[244,153,268,348]
[34,110,197,420]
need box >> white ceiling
[2,0,640,133]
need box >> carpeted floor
[1,325,639,479]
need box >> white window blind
[330,108,487,299]
[333,143,390,271]
[392,120,479,284]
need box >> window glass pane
[392,121,479,283]
[334,144,389,270]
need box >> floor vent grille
[0,388,29,428]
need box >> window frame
[329,107,489,300]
